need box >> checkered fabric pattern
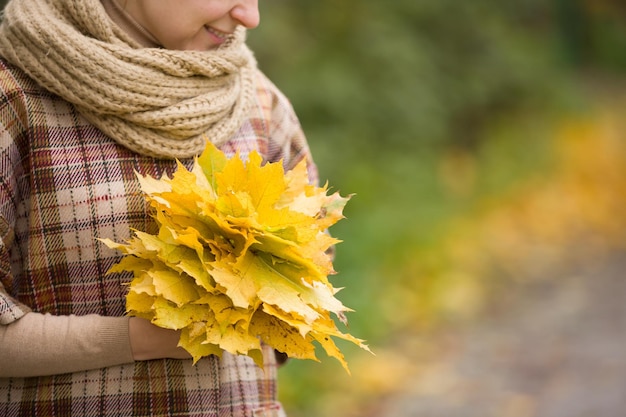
[0,58,312,416]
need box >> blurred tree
[581,0,626,70]
[249,0,567,165]
[555,0,592,65]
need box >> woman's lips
[205,26,230,45]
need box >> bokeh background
[2,1,626,416]
[247,1,626,416]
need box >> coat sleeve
[0,220,31,325]
[0,61,33,325]
[0,313,133,378]
[0,60,138,377]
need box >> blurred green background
[2,0,626,415]
[245,1,626,416]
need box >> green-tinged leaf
[196,141,228,192]
[232,250,321,323]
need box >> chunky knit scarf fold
[0,0,257,158]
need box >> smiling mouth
[205,26,231,40]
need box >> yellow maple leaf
[102,141,369,372]
[250,309,319,362]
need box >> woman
[0,0,316,415]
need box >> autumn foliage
[102,142,369,372]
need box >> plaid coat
[0,58,315,416]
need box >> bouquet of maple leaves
[102,142,369,373]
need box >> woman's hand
[128,317,192,361]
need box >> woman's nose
[231,0,260,29]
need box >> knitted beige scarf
[0,0,257,158]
